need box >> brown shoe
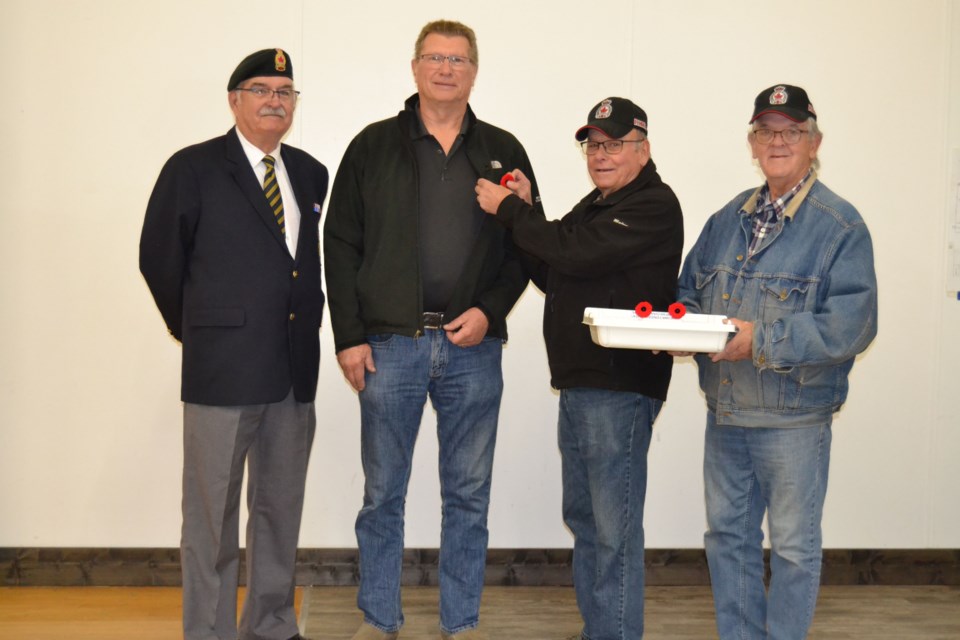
[351,622,399,640]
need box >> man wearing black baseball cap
[676,84,877,639]
[476,97,683,640]
[140,48,327,640]
[749,83,818,123]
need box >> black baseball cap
[227,48,294,91]
[575,97,648,140]
[749,84,817,123]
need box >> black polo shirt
[411,105,483,313]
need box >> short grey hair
[807,119,822,171]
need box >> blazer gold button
[292,270,299,278]
[289,313,296,321]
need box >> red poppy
[668,302,686,319]
[500,173,515,187]
[635,301,653,318]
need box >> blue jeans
[559,388,661,640]
[703,413,832,640]
[355,331,503,635]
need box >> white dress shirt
[235,127,300,257]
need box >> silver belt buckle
[422,312,444,329]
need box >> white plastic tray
[583,307,736,353]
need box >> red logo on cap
[595,100,613,119]
[770,86,788,105]
[274,49,287,72]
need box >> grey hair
[807,119,822,171]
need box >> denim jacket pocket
[695,270,721,313]
[757,364,805,411]
[759,277,811,324]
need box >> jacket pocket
[188,308,245,327]
[759,277,810,323]
[694,270,721,313]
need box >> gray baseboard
[3,548,958,587]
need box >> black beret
[227,48,293,91]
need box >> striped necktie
[262,155,285,236]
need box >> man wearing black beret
[140,48,327,640]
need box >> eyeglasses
[417,54,474,69]
[580,138,646,155]
[752,127,809,145]
[234,87,300,102]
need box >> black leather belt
[422,312,445,330]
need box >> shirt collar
[740,169,817,219]
[757,168,812,214]
[234,126,282,169]
[406,97,471,140]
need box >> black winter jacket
[495,160,683,400]
[324,95,540,352]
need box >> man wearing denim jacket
[676,84,878,640]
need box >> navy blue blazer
[140,128,328,405]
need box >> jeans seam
[803,424,826,627]
[617,401,637,639]
[738,469,755,640]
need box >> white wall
[1,0,957,549]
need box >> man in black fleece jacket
[476,97,683,640]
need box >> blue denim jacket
[678,175,878,427]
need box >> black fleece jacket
[324,95,541,353]
[495,160,683,400]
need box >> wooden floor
[0,587,300,640]
[0,585,957,639]
[302,585,960,639]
